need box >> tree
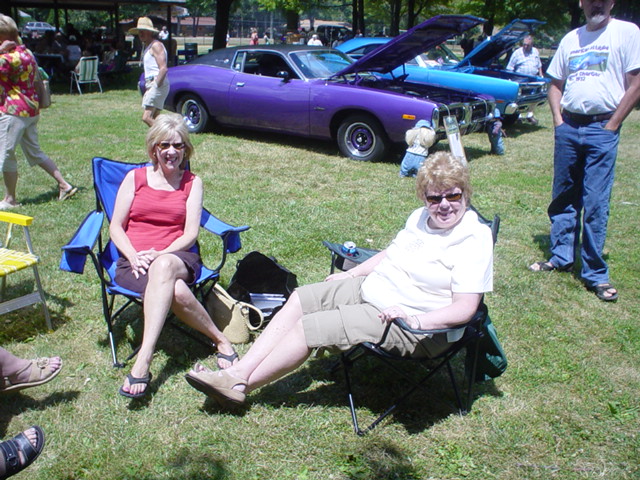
[213,0,235,49]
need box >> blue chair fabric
[60,157,250,366]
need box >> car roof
[335,14,484,76]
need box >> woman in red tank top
[111,113,237,398]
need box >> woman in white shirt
[186,152,494,406]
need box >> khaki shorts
[299,278,451,358]
[142,77,170,110]
[0,114,48,172]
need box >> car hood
[458,18,545,67]
[334,14,485,76]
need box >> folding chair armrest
[200,208,250,254]
[60,210,104,274]
[0,211,34,226]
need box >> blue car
[338,18,549,125]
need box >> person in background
[249,28,259,46]
[506,35,543,125]
[158,26,169,41]
[307,34,323,46]
[128,17,169,127]
[0,14,77,210]
[185,152,493,407]
[399,119,436,177]
[529,0,640,302]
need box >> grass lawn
[1,85,638,480]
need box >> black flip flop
[118,373,152,398]
[215,350,239,369]
[587,283,618,302]
[0,425,45,480]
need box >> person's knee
[148,254,182,280]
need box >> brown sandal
[1,358,62,393]
[185,364,247,405]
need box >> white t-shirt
[361,208,493,316]
[547,18,640,115]
[143,41,167,80]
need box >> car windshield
[289,49,353,79]
[422,44,461,66]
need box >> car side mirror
[277,70,290,82]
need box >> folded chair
[60,157,250,367]
[70,56,102,94]
[325,208,501,435]
[0,212,52,330]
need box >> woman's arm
[151,40,168,87]
[325,249,387,282]
[379,293,482,330]
[109,170,137,262]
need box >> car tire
[336,114,389,162]
[177,94,210,133]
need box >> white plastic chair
[70,56,102,94]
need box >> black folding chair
[325,208,501,435]
[60,157,250,367]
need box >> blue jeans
[548,119,620,286]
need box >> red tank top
[125,167,195,251]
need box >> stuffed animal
[399,119,436,177]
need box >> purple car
[149,16,494,162]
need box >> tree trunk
[389,0,402,36]
[407,0,416,29]
[286,10,299,32]
[213,0,234,50]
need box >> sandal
[0,357,62,394]
[0,426,45,480]
[58,186,78,201]
[215,350,239,370]
[528,261,573,272]
[118,373,152,399]
[587,283,618,302]
[185,364,247,405]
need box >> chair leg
[31,265,52,330]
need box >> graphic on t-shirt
[569,51,608,73]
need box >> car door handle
[236,82,245,87]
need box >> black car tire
[502,112,519,127]
[336,114,389,162]
[177,94,210,133]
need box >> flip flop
[58,186,78,201]
[215,350,239,370]
[0,357,62,394]
[0,426,45,480]
[587,283,618,302]
[118,373,152,399]
[528,261,573,272]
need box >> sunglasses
[157,142,185,150]
[426,192,463,205]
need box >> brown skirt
[114,250,202,295]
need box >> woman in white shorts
[186,152,494,407]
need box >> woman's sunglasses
[426,192,463,205]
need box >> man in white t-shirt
[506,35,543,124]
[529,0,640,303]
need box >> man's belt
[562,110,614,124]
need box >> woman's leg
[170,280,237,368]
[122,254,189,396]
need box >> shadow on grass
[136,447,228,480]
[250,355,503,435]
[0,390,81,438]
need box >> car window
[290,50,352,79]
[236,52,298,79]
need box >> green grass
[1,87,639,480]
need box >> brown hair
[416,151,471,204]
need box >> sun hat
[128,17,158,35]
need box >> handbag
[467,313,508,382]
[34,67,51,109]
[204,283,264,344]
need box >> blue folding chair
[60,157,250,367]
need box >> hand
[378,305,408,324]
[0,40,17,53]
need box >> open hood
[334,14,485,76]
[459,19,545,67]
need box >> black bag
[466,313,508,382]
[227,251,298,321]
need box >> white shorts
[142,77,170,110]
[0,114,48,172]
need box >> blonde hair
[405,125,436,148]
[0,14,20,43]
[146,113,193,169]
[416,151,471,204]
